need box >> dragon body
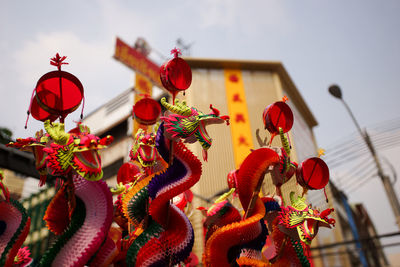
[202,146,335,267]
[0,199,31,267]
[123,123,200,266]
[121,98,228,266]
[40,175,114,266]
[0,171,31,267]
[204,148,280,266]
[8,122,115,266]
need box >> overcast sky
[1,0,399,256]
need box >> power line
[335,157,374,181]
[336,172,376,193]
[311,231,400,251]
[346,175,376,194]
[311,242,400,259]
[323,120,400,159]
[325,133,400,168]
[326,131,400,162]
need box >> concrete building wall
[83,88,133,136]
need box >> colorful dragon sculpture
[8,121,115,266]
[129,128,166,174]
[0,170,32,267]
[203,147,281,267]
[121,98,229,266]
[202,124,335,266]
[265,193,335,266]
[112,127,167,265]
[8,121,113,184]
[160,97,229,161]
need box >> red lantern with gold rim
[26,54,84,127]
[132,97,161,125]
[160,48,192,102]
[117,162,143,184]
[262,97,294,135]
[35,70,84,119]
[296,157,329,190]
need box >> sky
[1,0,400,257]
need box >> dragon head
[277,192,335,246]
[130,128,159,168]
[160,97,229,161]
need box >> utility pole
[329,84,400,229]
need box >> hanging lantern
[262,96,294,135]
[132,97,161,125]
[296,157,329,190]
[160,48,192,102]
[117,162,142,185]
[28,53,84,125]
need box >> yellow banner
[224,69,254,168]
[133,73,153,136]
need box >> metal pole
[340,98,400,229]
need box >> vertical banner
[133,73,153,136]
[224,69,254,168]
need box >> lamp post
[329,84,400,229]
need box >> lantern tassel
[25,88,36,129]
[324,186,329,203]
[80,94,85,120]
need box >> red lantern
[296,157,329,190]
[35,70,83,118]
[262,98,294,135]
[27,54,84,126]
[132,97,161,125]
[117,162,142,184]
[160,48,192,102]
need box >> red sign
[114,37,162,88]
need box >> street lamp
[328,84,400,229]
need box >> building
[310,182,389,267]
[353,203,388,266]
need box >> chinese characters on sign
[224,70,254,167]
[114,37,162,89]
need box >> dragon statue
[199,189,242,264]
[202,118,334,266]
[0,170,32,267]
[121,97,229,266]
[128,128,166,175]
[112,126,167,266]
[160,97,229,161]
[203,147,281,267]
[8,121,115,266]
[8,121,113,184]
[264,192,335,267]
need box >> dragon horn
[44,120,70,145]
[209,104,220,116]
[161,97,191,116]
